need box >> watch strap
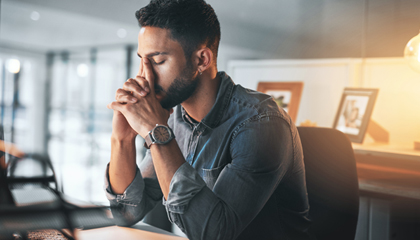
[144,132,153,149]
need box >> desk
[352,143,420,240]
[8,189,188,239]
[353,143,420,200]
[76,223,188,240]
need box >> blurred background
[1,0,420,237]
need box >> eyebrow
[137,52,169,58]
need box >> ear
[194,47,213,73]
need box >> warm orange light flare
[404,31,420,72]
[0,140,25,169]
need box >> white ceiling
[0,0,140,52]
[1,0,420,58]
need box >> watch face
[152,126,172,144]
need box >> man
[105,0,311,239]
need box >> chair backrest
[8,153,59,191]
[297,127,359,240]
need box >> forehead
[137,27,183,57]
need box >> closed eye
[151,59,165,65]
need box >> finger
[123,80,148,97]
[143,58,155,96]
[115,88,132,102]
[116,93,138,104]
[139,58,144,78]
[141,58,145,78]
[116,88,138,103]
[123,79,150,97]
[132,76,150,94]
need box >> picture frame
[257,82,304,122]
[333,88,379,143]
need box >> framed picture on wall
[257,82,304,122]
[333,88,379,143]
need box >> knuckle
[119,95,127,101]
[132,85,140,91]
[117,88,125,93]
[141,81,149,88]
[115,89,123,97]
[116,89,125,96]
[136,76,145,83]
[123,82,130,88]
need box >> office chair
[297,127,359,240]
[7,153,59,191]
[1,153,120,239]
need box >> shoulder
[228,84,292,125]
[227,85,300,173]
[227,83,299,146]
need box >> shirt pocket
[201,165,225,190]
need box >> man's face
[137,27,198,109]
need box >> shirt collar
[181,71,234,129]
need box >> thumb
[107,101,124,113]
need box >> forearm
[105,164,162,226]
[105,149,164,226]
[150,139,185,200]
[109,136,137,194]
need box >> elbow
[110,204,144,227]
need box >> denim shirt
[105,72,311,240]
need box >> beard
[156,61,199,110]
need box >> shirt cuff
[162,162,206,214]
[104,163,145,206]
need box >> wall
[228,57,420,146]
[228,59,358,127]
[217,43,267,72]
[362,58,420,145]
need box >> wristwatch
[144,124,175,149]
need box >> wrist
[140,122,167,139]
[111,134,137,145]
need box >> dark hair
[135,0,221,62]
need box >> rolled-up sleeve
[162,162,207,214]
[104,164,144,206]
[104,153,163,225]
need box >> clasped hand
[107,58,172,140]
